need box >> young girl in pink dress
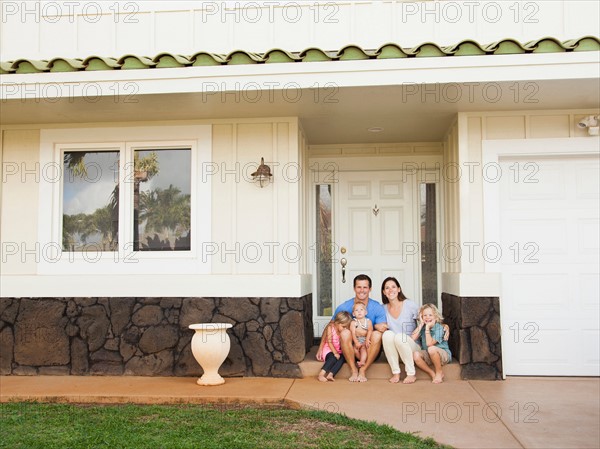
[317,311,353,382]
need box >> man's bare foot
[389,373,401,383]
[403,375,417,384]
[357,368,368,382]
[318,375,328,382]
[349,372,359,382]
[432,374,444,384]
[326,373,335,381]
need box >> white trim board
[2,52,598,101]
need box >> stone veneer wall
[441,293,502,380]
[0,296,313,378]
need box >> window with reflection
[62,151,119,252]
[316,184,333,316]
[134,149,191,251]
[62,147,192,253]
[420,183,438,306]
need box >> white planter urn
[189,323,232,386]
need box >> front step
[300,345,461,381]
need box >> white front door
[333,170,420,311]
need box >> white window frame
[38,125,211,275]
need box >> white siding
[2,1,598,60]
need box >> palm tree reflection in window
[134,149,191,251]
[63,151,119,251]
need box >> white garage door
[499,154,599,376]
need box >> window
[316,184,333,316]
[133,149,191,251]
[40,125,211,275]
[420,182,439,306]
[62,150,120,252]
[62,147,192,253]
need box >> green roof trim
[570,36,600,52]
[225,51,262,65]
[527,37,566,53]
[338,45,371,60]
[2,37,598,75]
[487,39,527,55]
[0,61,15,74]
[191,52,224,66]
[299,48,333,62]
[83,56,120,71]
[12,59,50,74]
[413,43,446,57]
[446,40,488,56]
[48,58,85,72]
[264,49,298,63]
[118,55,156,70]
[563,36,600,51]
[376,43,409,59]
[153,53,191,68]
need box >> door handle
[340,257,347,283]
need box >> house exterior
[1,1,598,380]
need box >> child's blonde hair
[333,311,352,328]
[420,303,444,323]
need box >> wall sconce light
[251,157,273,187]
[577,115,599,136]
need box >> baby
[350,303,373,368]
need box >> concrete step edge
[300,346,460,380]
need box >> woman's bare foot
[318,374,328,382]
[349,371,359,382]
[432,373,444,384]
[389,373,401,383]
[403,375,417,384]
[326,373,335,381]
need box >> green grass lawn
[1,402,451,449]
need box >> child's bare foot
[389,373,401,383]
[432,373,444,384]
[318,374,328,382]
[403,375,417,384]
[326,373,335,381]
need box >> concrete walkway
[1,375,598,449]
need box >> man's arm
[365,319,373,348]
[371,303,388,332]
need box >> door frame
[308,154,444,337]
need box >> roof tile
[2,37,597,75]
